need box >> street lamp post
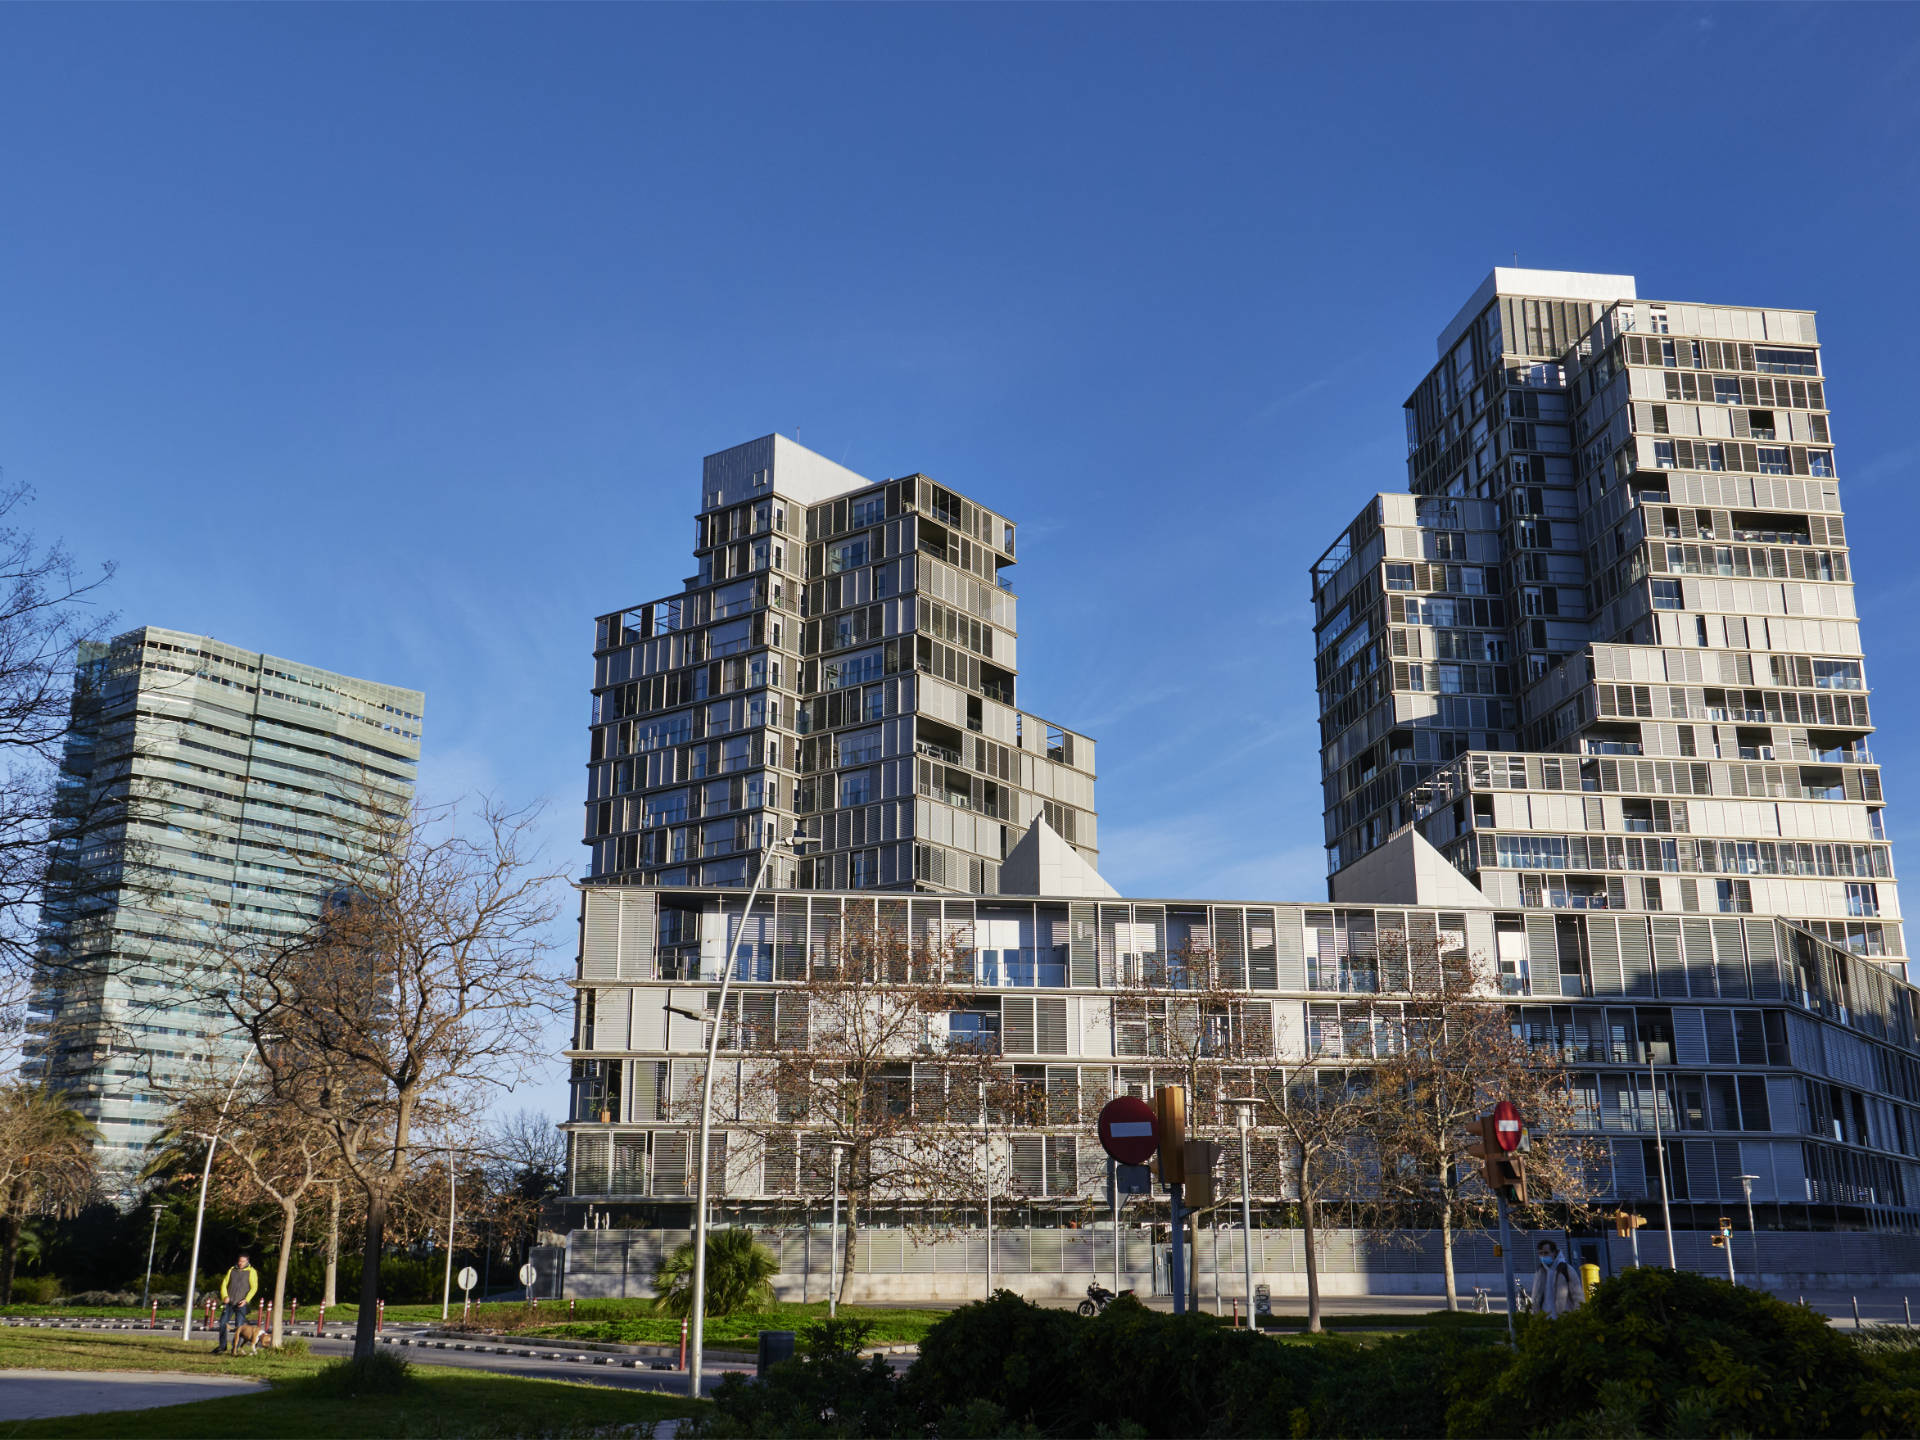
[1646,1040,1678,1268]
[141,1203,164,1313]
[981,1104,993,1300]
[441,1152,458,1321]
[1737,1174,1761,1288]
[182,1054,252,1342]
[826,1140,856,1319]
[1222,1097,1260,1328]
[685,828,803,1400]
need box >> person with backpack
[213,1252,259,1353]
[1528,1238,1585,1318]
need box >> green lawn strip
[5,1369,698,1440]
[0,1329,699,1440]
[525,1301,949,1349]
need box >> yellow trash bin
[1580,1262,1601,1294]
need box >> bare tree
[1366,946,1598,1310]
[0,1079,100,1302]
[476,1109,565,1282]
[720,911,1002,1302]
[220,795,566,1359]
[1252,1048,1374,1334]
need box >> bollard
[1907,1296,1914,1329]
[569,1298,576,1318]
[290,1300,298,1328]
[679,1318,689,1371]
[1232,1299,1240,1329]
[316,1305,324,1338]
[149,1301,158,1330]
[377,1299,385,1334]
[1853,1295,1862,1330]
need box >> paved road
[0,1370,266,1422]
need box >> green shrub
[1446,1267,1914,1438]
[653,1228,779,1319]
[687,1315,911,1439]
[7,1275,60,1304]
[299,1351,416,1397]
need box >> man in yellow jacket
[213,1253,259,1354]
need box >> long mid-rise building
[25,626,423,1182]
[1313,270,1899,970]
[585,434,1101,896]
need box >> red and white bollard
[376,1299,385,1334]
[149,1300,158,1330]
[679,1318,689,1371]
[290,1300,299,1328]
[316,1305,325,1338]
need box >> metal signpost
[1156,1087,1188,1315]
[1223,1098,1260,1328]
[519,1260,539,1304]
[457,1265,478,1318]
[1097,1096,1159,1303]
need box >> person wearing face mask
[1528,1238,1585,1318]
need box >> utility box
[758,1330,795,1377]
[1255,1284,1272,1318]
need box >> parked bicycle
[1078,1282,1134,1316]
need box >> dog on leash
[229,1320,271,1355]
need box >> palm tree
[653,1227,778,1318]
[0,1082,99,1303]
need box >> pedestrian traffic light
[1182,1140,1221,1210]
[1155,1086,1186,1186]
[1710,1232,1727,1248]
[1464,1115,1500,1189]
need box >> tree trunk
[1302,1161,1322,1334]
[271,1198,298,1349]
[323,1185,340,1308]
[837,1196,858,1304]
[1439,1184,1459,1312]
[0,1195,22,1306]
[353,1187,387,1361]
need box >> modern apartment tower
[25,627,423,1181]
[1314,271,1898,966]
[585,435,1099,895]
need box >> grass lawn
[0,1329,701,1438]
[511,1300,952,1349]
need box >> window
[1651,404,1670,435]
[1811,658,1863,691]
[826,537,869,574]
[1713,377,1742,406]
[1653,441,1675,469]
[1808,449,1835,477]
[822,648,883,690]
[1385,563,1415,591]
[850,849,877,887]
[1870,809,1887,841]
[1715,879,1752,914]
[1651,579,1683,610]
[947,1009,1000,1052]
[1847,883,1880,918]
[836,727,882,767]
[1648,308,1670,334]
[838,770,873,807]
[849,494,885,527]
[1755,346,1819,376]
[1748,410,1777,440]
[1757,447,1790,475]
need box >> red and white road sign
[1097,1096,1160,1166]
[1492,1099,1523,1152]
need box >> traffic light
[1611,1209,1648,1238]
[1710,1232,1727,1248]
[1182,1140,1221,1210]
[1155,1086,1186,1186]
[1466,1114,1528,1200]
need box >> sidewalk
[0,1370,265,1422]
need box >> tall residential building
[585,434,1100,896]
[26,626,423,1180]
[1313,270,1898,967]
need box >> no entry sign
[1098,1095,1160,1167]
[1493,1099,1523,1152]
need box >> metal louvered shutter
[1703,1009,1736,1065]
[630,1060,664,1122]
[763,1135,797,1194]
[1619,918,1655,996]
[610,1134,648,1196]
[1745,919,1783,998]
[1525,914,1560,997]
[1587,916,1623,995]
[1681,919,1716,997]
[776,898,808,981]
[1672,1009,1708,1065]
[1247,909,1278,990]
[1651,918,1687,997]
[1274,908,1306,989]
[582,889,621,980]
[1036,998,1068,1055]
[620,892,657,978]
[1711,918,1749,998]
[1008,1136,1045,1196]
[1070,903,1098,987]
[594,988,631,1051]
[776,994,810,1050]
[1216,908,1247,988]
[651,1133,689,1195]
[1003,996,1035,1055]
[572,1132,610,1196]
[1046,1136,1077,1197]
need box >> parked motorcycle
[1077,1282,1134,1317]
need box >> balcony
[915,739,962,764]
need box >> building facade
[25,626,423,1182]
[584,435,1098,896]
[1313,271,1899,969]
[553,872,1920,1295]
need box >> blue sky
[6,5,1919,1117]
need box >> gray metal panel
[619,891,658,979]
[1681,919,1716,998]
[1745,919,1783,999]
[1069,903,1098,988]
[1525,914,1560,997]
[582,889,620,980]
[1247,908,1279,991]
[1652,918,1687,997]
[1619,917,1655,996]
